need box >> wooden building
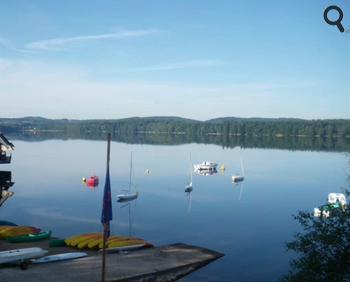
[0,171,14,207]
[0,134,14,164]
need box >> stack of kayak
[65,233,152,251]
[0,226,51,242]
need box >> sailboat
[117,152,138,203]
[185,154,193,192]
[232,160,245,183]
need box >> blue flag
[101,169,112,237]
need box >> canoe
[0,226,13,233]
[31,252,88,264]
[0,226,41,239]
[7,231,52,243]
[0,247,48,264]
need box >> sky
[0,0,349,120]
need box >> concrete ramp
[1,243,224,282]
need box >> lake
[1,139,349,281]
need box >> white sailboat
[232,160,245,183]
[117,152,138,203]
[185,154,193,192]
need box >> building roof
[0,134,14,150]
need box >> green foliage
[0,117,350,152]
[282,208,350,282]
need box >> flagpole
[101,133,111,282]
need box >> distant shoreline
[1,116,349,141]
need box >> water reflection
[0,171,14,207]
[185,189,193,214]
[194,168,218,176]
[2,139,348,282]
[119,201,137,237]
[235,182,244,201]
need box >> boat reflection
[232,182,244,201]
[0,171,14,207]
[185,188,192,213]
[120,201,136,237]
[194,168,217,176]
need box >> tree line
[0,116,349,152]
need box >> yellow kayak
[77,235,103,249]
[108,239,145,248]
[91,236,129,249]
[98,236,131,249]
[69,233,101,247]
[65,233,99,246]
[73,234,117,249]
[87,238,105,249]
[65,233,98,245]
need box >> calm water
[1,140,349,281]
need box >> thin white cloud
[25,29,162,51]
[0,37,33,53]
[0,58,345,120]
[120,60,229,72]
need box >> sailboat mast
[128,204,131,237]
[189,153,192,182]
[241,159,244,177]
[129,152,133,191]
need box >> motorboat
[86,176,99,187]
[194,161,217,171]
[328,193,346,206]
[313,208,330,218]
[232,175,244,183]
[314,193,347,218]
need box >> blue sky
[0,0,349,120]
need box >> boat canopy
[328,193,347,206]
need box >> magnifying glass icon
[324,6,345,32]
